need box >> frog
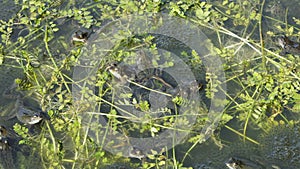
[277,35,300,55]
[71,30,90,45]
[128,146,145,160]
[0,124,18,169]
[0,126,7,137]
[12,97,43,125]
[225,157,265,169]
[2,84,43,125]
[0,125,9,151]
[105,63,133,84]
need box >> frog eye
[33,114,41,118]
[0,126,6,136]
[82,32,89,38]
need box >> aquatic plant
[0,0,299,168]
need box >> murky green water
[181,0,300,169]
[0,0,300,168]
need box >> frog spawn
[191,129,300,169]
[259,124,300,168]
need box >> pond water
[0,0,300,168]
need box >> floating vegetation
[0,0,299,168]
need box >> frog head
[71,30,89,45]
[16,107,43,125]
[277,35,287,49]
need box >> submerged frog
[0,125,17,169]
[0,126,9,151]
[71,30,90,45]
[106,63,131,84]
[13,98,43,125]
[0,126,7,138]
[225,157,265,169]
[277,35,300,55]
[128,146,145,160]
[2,83,43,125]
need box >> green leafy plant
[1,0,300,168]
